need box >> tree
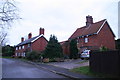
[2,45,15,56]
[69,39,78,59]
[0,0,20,46]
[43,35,63,59]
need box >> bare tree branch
[0,0,20,46]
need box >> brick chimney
[28,33,32,39]
[39,28,44,35]
[86,15,93,27]
[21,37,24,42]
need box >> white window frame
[22,53,24,56]
[23,52,26,57]
[85,37,88,43]
[18,53,20,56]
[17,53,19,56]
[15,53,17,56]
[28,44,31,47]
[19,46,21,50]
[16,47,18,50]
[22,46,24,49]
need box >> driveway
[47,59,89,69]
[2,58,67,78]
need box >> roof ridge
[77,19,106,30]
[23,35,39,42]
[69,19,107,39]
[16,35,43,46]
[93,19,106,24]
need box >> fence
[90,50,120,77]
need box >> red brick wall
[15,37,48,56]
[96,22,115,49]
[15,44,29,56]
[62,44,70,55]
[77,35,98,48]
[32,37,48,52]
[62,22,115,55]
[77,22,115,50]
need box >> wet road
[2,58,66,78]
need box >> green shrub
[26,51,40,61]
[100,46,108,51]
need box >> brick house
[61,15,116,55]
[15,28,48,57]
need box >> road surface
[2,58,67,78]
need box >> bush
[2,45,15,56]
[26,51,40,61]
[100,46,108,51]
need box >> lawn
[2,56,12,58]
[70,66,117,78]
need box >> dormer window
[85,38,88,43]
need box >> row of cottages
[61,15,116,55]
[15,28,48,57]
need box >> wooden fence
[90,50,120,77]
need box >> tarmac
[25,59,93,79]
[47,59,89,69]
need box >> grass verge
[70,66,118,78]
[2,56,29,61]
[2,56,12,58]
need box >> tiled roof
[69,19,107,39]
[16,35,46,46]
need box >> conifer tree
[43,35,63,59]
[69,39,78,59]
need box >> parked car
[80,50,90,60]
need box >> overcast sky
[7,0,119,46]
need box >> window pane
[85,38,88,43]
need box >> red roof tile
[69,19,106,39]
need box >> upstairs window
[28,44,31,47]
[16,47,18,50]
[85,38,88,43]
[19,46,21,49]
[22,46,24,49]
[77,37,80,44]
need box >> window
[28,44,31,47]
[22,46,24,49]
[85,38,88,43]
[15,53,17,56]
[19,46,21,49]
[18,53,21,56]
[23,52,26,57]
[21,53,23,56]
[16,47,18,50]
[77,37,80,44]
[17,53,19,56]
[21,53,24,57]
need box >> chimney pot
[28,33,32,39]
[21,37,24,42]
[39,28,44,35]
[86,15,93,26]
